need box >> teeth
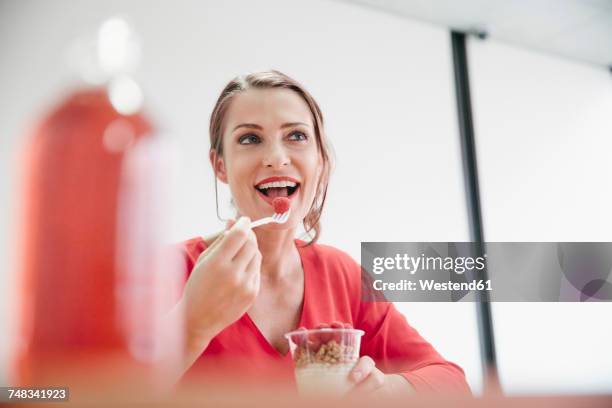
[256,180,297,189]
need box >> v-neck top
[180,237,471,393]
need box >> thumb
[225,218,236,230]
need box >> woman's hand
[181,216,261,351]
[308,322,415,396]
[349,356,415,396]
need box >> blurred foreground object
[10,16,183,402]
[12,87,183,396]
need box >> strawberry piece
[315,323,333,343]
[272,197,290,214]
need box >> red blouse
[181,237,471,394]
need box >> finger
[205,230,227,253]
[216,216,251,259]
[194,231,226,269]
[200,218,241,262]
[244,245,261,273]
[232,238,258,270]
[351,368,385,395]
[350,356,376,384]
[245,251,261,288]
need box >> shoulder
[182,232,224,265]
[296,240,359,268]
[302,241,359,268]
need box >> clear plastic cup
[284,328,365,396]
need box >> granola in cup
[284,328,364,396]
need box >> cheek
[224,153,254,193]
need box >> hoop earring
[214,175,228,223]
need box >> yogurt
[295,362,356,396]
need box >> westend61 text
[373,279,493,292]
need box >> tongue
[267,187,288,198]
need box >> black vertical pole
[450,30,500,393]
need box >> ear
[209,149,228,184]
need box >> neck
[253,227,299,282]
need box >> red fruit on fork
[272,197,290,214]
[250,198,290,228]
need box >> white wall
[469,38,612,394]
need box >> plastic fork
[250,209,291,228]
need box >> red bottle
[12,87,183,395]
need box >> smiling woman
[174,71,471,396]
[208,72,331,243]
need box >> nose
[262,140,290,169]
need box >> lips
[254,176,301,187]
[254,176,301,206]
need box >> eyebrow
[232,122,310,132]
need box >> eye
[288,131,308,141]
[238,133,261,145]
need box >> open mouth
[254,179,300,199]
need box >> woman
[175,70,471,395]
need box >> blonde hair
[209,70,332,244]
